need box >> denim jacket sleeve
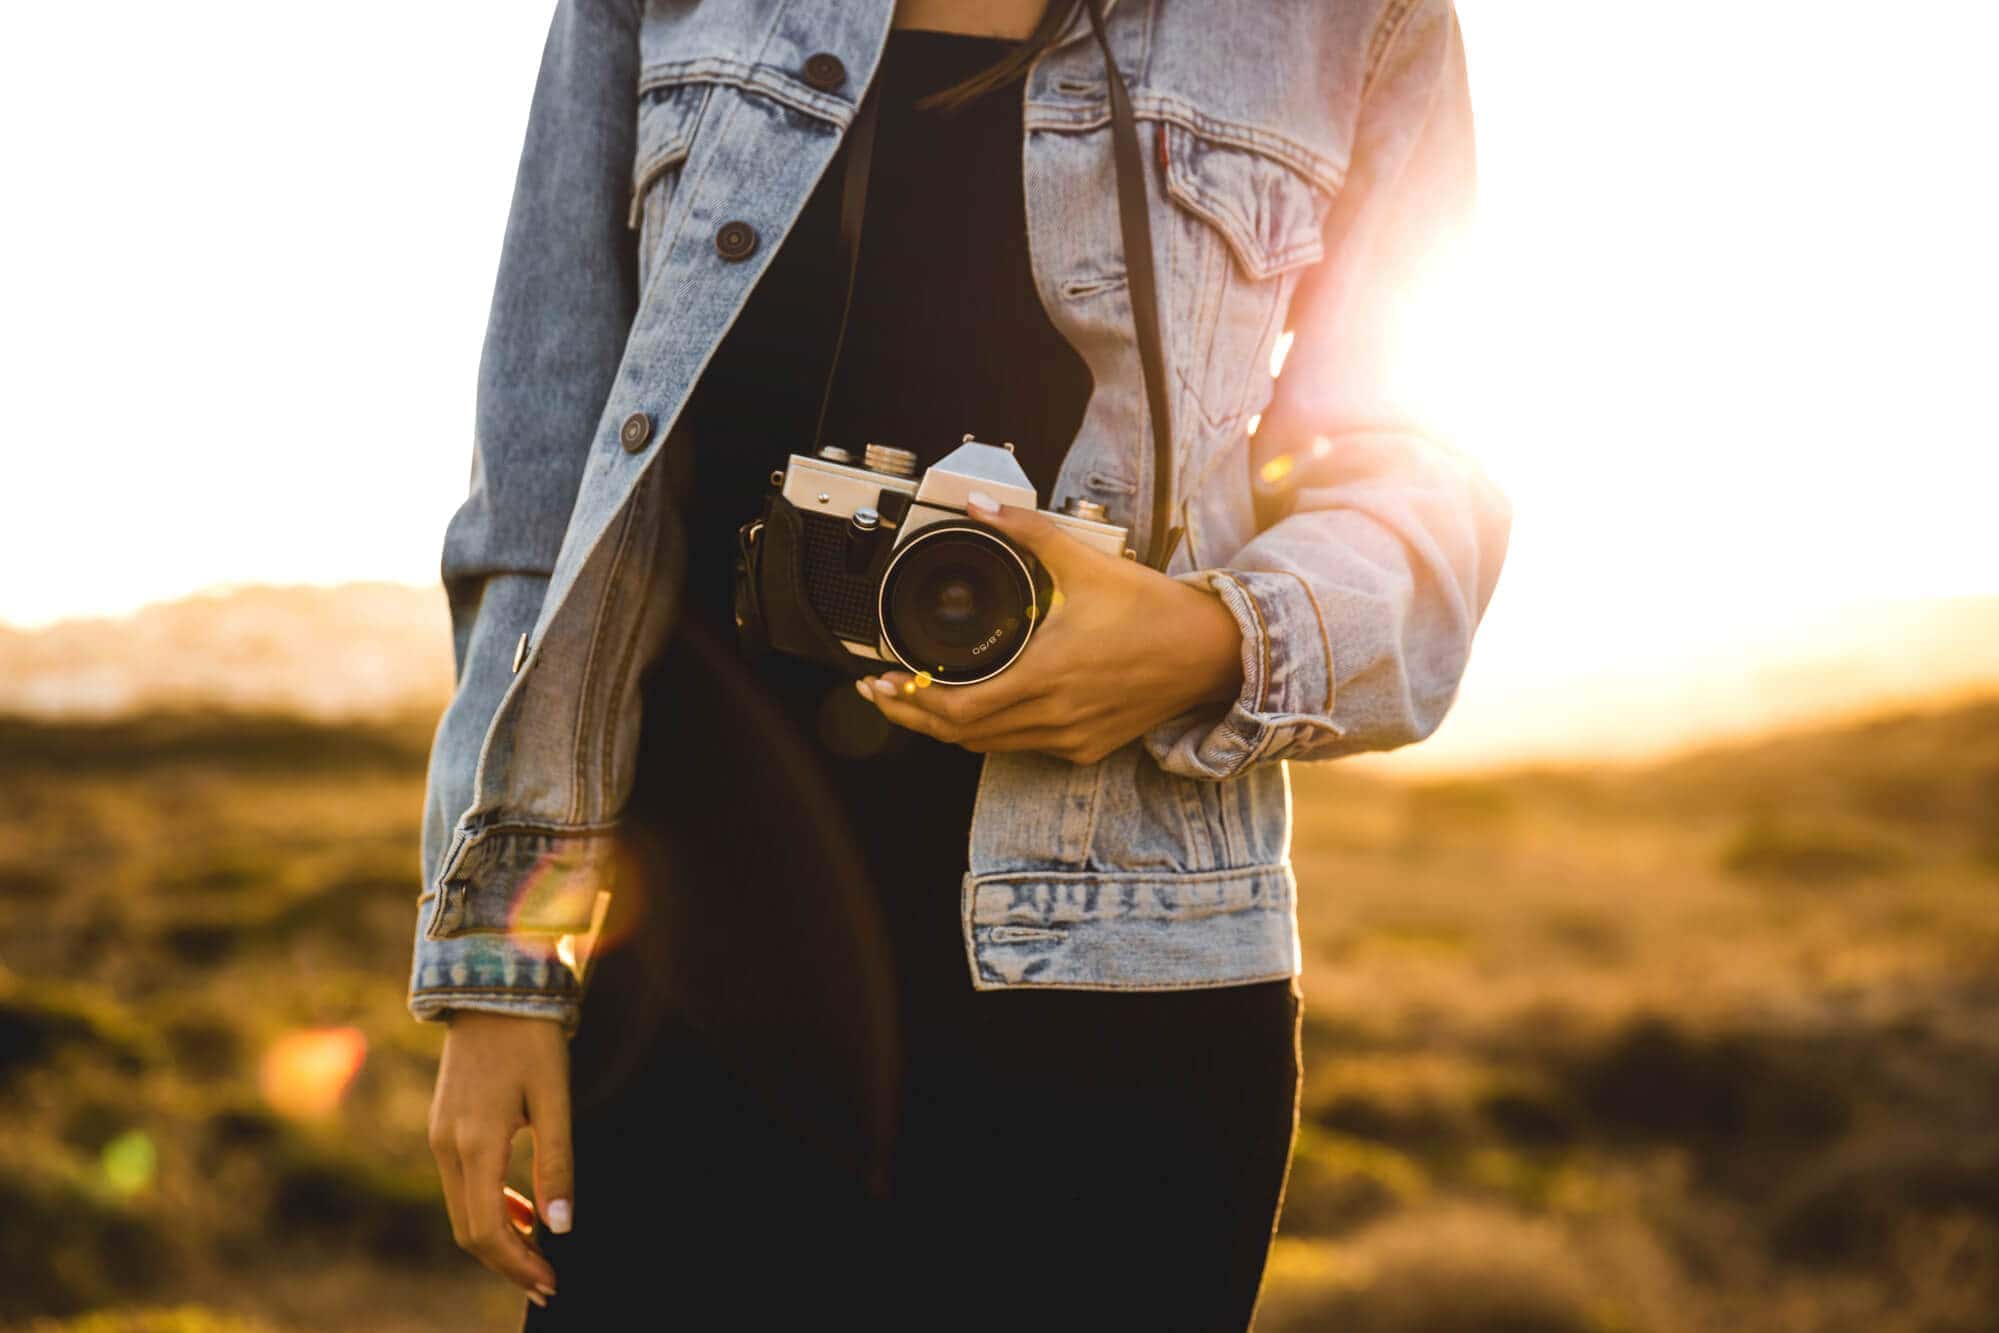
[408,0,640,1029]
[1143,0,1512,782]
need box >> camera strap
[810,0,1183,572]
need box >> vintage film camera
[733,435,1130,685]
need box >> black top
[676,28,1092,838]
[670,30,1094,1013]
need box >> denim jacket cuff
[1141,568,1343,780]
[407,824,628,1038]
[407,930,586,1036]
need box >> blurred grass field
[1,699,1995,1331]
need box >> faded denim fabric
[409,0,1511,1035]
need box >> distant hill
[0,582,451,720]
[3,584,1996,773]
[1353,594,1999,775]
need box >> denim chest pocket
[1157,120,1339,438]
[628,80,711,293]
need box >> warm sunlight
[2,1,1994,769]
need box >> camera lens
[878,525,1041,684]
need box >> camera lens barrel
[877,524,1042,684]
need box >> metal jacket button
[620,411,653,452]
[714,220,758,261]
[802,52,846,91]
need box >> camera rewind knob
[864,443,918,477]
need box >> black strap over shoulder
[1082,0,1181,571]
[812,2,1182,571]
[810,84,883,459]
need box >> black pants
[521,623,1302,1331]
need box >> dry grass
[1,698,1996,1330]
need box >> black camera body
[733,436,1130,685]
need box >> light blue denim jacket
[408,0,1511,1036]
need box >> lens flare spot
[259,1025,367,1120]
[554,890,616,985]
[100,1129,156,1196]
[1259,454,1295,486]
[1246,412,1262,438]
[1269,328,1295,378]
[913,671,933,690]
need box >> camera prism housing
[752,436,1130,685]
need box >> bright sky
[5,2,1997,698]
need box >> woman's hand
[428,1012,572,1308]
[858,490,1243,765]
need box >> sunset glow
[1,2,1993,767]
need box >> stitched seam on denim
[969,860,1290,888]
[1178,773,1215,869]
[1077,758,1105,869]
[570,488,642,823]
[417,923,578,939]
[411,986,577,998]
[1023,94,1348,196]
[1178,271,1294,502]
[1179,496,1201,571]
[628,144,689,229]
[454,818,625,842]
[456,576,552,853]
[1168,209,1229,444]
[1223,572,1272,715]
[1278,568,1336,718]
[637,58,855,128]
[597,471,658,809]
[970,966,1299,994]
[1061,272,1126,299]
[1165,126,1328,281]
[1363,0,1423,103]
[631,8,772,318]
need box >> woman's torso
[421,1,1393,1005]
[674,27,1094,1018]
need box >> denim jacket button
[619,411,653,452]
[801,52,846,91]
[714,220,758,261]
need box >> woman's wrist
[1167,577,1246,710]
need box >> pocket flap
[1162,121,1336,282]
[627,83,705,229]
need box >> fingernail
[545,1199,572,1234]
[966,489,1000,515]
[871,678,897,697]
[537,1282,558,1298]
[854,677,873,700]
[528,1291,548,1309]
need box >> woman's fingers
[428,1117,471,1250]
[458,1124,559,1305]
[503,1184,539,1238]
[858,671,1057,742]
[527,1062,576,1236]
